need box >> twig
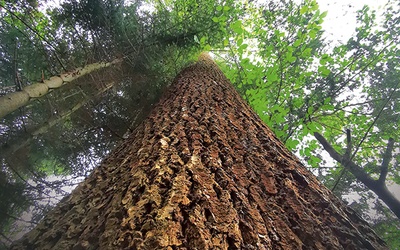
[350,82,399,161]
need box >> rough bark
[0,58,122,119]
[11,53,387,249]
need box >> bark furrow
[11,53,387,249]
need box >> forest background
[0,0,399,248]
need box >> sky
[318,0,389,46]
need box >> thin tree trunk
[1,82,115,161]
[0,58,122,119]
[10,53,387,249]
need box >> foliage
[210,0,399,247]
[214,0,330,155]
[0,0,399,247]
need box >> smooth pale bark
[10,54,387,249]
[0,58,122,119]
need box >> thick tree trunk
[11,53,387,249]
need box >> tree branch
[344,129,352,160]
[313,132,342,162]
[315,131,376,186]
[350,82,398,161]
[314,132,400,220]
[379,138,395,183]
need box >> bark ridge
[11,53,387,249]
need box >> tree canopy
[0,0,399,248]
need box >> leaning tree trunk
[1,82,115,159]
[0,58,122,119]
[11,53,387,249]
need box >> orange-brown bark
[11,53,387,249]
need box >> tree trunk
[1,82,115,161]
[10,53,387,249]
[0,58,122,119]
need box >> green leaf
[241,58,250,66]
[219,15,227,22]
[304,148,311,157]
[310,155,321,164]
[300,6,308,15]
[310,1,319,11]
[286,53,296,63]
[324,97,332,104]
[302,48,312,57]
[230,20,243,34]
[309,30,317,39]
[321,103,335,111]
[216,6,222,11]
[237,38,243,46]
[319,54,332,65]
[293,39,302,47]
[238,43,248,53]
[212,17,219,23]
[318,66,330,77]
[267,72,278,83]
[286,139,300,150]
[223,39,229,46]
